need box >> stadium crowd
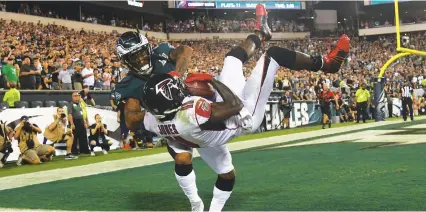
[1,18,426,114]
[166,18,307,33]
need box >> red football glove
[185,73,213,83]
[168,71,181,78]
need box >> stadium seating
[57,101,69,108]
[30,101,44,108]
[0,103,9,110]
[14,101,29,108]
[45,101,57,107]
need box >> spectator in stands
[0,121,13,168]
[44,107,77,160]
[19,57,38,89]
[2,57,18,88]
[111,61,126,88]
[15,115,55,165]
[94,70,103,90]
[88,114,110,156]
[82,62,95,89]
[49,60,60,90]
[102,66,112,90]
[33,58,42,89]
[40,61,51,90]
[68,92,90,155]
[2,82,20,108]
[58,63,73,90]
[72,63,84,90]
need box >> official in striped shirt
[399,81,414,121]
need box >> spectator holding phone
[88,114,110,156]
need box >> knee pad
[266,46,296,69]
[175,163,193,177]
[215,176,235,192]
[226,47,248,64]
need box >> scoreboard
[364,0,410,5]
[170,1,304,9]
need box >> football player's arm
[209,78,243,122]
[169,45,193,76]
[124,98,145,131]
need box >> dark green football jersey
[111,42,176,103]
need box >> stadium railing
[0,90,112,108]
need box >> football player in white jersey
[142,4,350,212]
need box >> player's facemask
[123,44,153,76]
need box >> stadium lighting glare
[343,18,346,21]
[338,21,341,24]
[245,10,248,12]
[224,12,226,14]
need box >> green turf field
[1,119,426,211]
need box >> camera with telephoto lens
[61,113,66,119]
[26,138,35,149]
[23,122,33,132]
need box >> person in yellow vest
[15,116,55,165]
[2,82,20,108]
[79,97,89,125]
[44,107,78,160]
[355,83,371,123]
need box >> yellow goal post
[374,0,426,121]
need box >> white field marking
[267,121,426,150]
[402,123,426,129]
[0,118,423,193]
[266,130,426,149]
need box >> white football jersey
[144,96,253,147]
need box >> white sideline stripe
[0,118,422,193]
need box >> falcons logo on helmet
[155,78,179,100]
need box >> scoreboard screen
[364,0,410,6]
[171,1,304,9]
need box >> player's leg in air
[242,36,350,134]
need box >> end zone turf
[1,117,426,211]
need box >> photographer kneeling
[0,122,13,168]
[89,114,110,156]
[15,116,55,165]
[44,107,78,160]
